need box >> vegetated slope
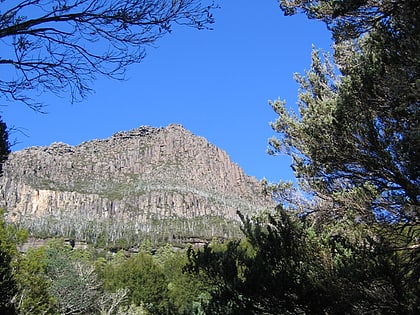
[0,124,273,247]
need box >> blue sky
[2,1,332,183]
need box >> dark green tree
[0,210,27,315]
[0,0,216,109]
[154,243,212,314]
[0,117,10,176]
[45,243,102,315]
[187,2,419,313]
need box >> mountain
[0,124,273,247]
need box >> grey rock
[0,124,273,245]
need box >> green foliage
[0,209,27,314]
[271,0,419,224]
[14,246,58,315]
[98,245,215,315]
[102,251,170,314]
[159,245,212,314]
[0,0,216,109]
[186,208,327,314]
[45,243,102,314]
[13,239,135,314]
[0,117,10,176]
[261,2,420,313]
[0,215,17,314]
[279,0,420,43]
[6,225,416,315]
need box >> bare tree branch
[0,0,217,109]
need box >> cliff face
[0,124,272,245]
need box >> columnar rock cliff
[0,124,272,246]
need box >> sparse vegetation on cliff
[1,124,272,248]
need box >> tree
[0,212,17,314]
[270,0,419,224]
[0,117,10,176]
[262,1,420,312]
[13,246,58,315]
[101,251,170,314]
[12,240,132,315]
[0,0,216,109]
[0,209,27,315]
[44,242,104,315]
[185,1,419,313]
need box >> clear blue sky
[2,1,332,183]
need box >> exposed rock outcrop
[0,124,273,245]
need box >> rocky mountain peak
[0,124,273,246]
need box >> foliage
[96,244,215,315]
[0,214,18,314]
[13,240,133,314]
[156,244,212,314]
[279,0,419,42]
[186,207,420,314]
[13,246,58,315]
[247,1,420,313]
[101,251,171,314]
[16,242,205,315]
[0,209,27,315]
[0,0,217,109]
[270,0,419,224]
[3,219,417,315]
[0,117,10,176]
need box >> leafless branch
[0,0,217,109]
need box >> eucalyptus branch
[0,0,217,108]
